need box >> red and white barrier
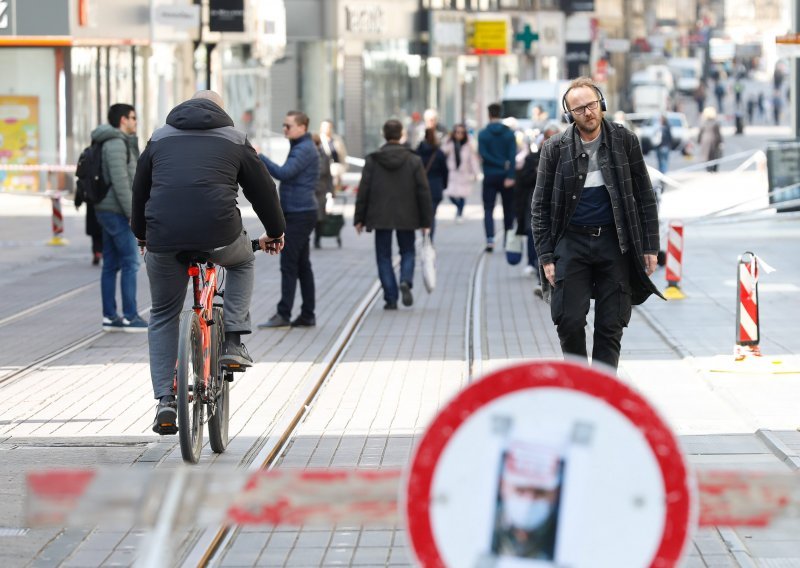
[663,220,685,299]
[47,192,68,246]
[735,251,761,360]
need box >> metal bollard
[734,251,761,360]
[663,220,685,300]
[46,191,69,246]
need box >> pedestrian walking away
[416,128,448,241]
[131,90,286,434]
[311,134,335,249]
[73,188,103,265]
[532,76,663,371]
[354,119,433,310]
[478,103,517,252]
[697,106,723,173]
[443,123,480,224]
[515,123,560,293]
[258,110,320,329]
[91,103,148,333]
[319,119,348,192]
[655,114,673,174]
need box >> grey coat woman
[697,106,723,172]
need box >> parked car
[636,112,689,155]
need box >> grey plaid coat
[531,119,663,305]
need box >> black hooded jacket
[354,143,433,231]
[131,98,285,252]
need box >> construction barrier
[663,220,685,300]
[735,251,761,360]
[46,192,69,246]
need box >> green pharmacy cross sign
[515,24,539,52]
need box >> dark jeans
[482,174,515,242]
[375,229,415,304]
[449,197,465,217]
[94,210,140,321]
[550,229,632,370]
[278,210,317,320]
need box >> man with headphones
[531,77,663,371]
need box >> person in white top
[442,124,480,223]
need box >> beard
[576,113,602,137]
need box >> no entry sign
[404,360,693,567]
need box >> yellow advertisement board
[466,19,509,55]
[0,96,40,192]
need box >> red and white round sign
[404,360,694,567]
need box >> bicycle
[173,239,263,464]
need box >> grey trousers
[144,231,255,399]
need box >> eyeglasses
[282,123,292,130]
[569,100,601,116]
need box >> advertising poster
[0,96,40,192]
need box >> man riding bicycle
[131,90,285,434]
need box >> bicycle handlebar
[251,237,283,253]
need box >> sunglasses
[282,123,293,129]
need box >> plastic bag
[505,229,523,265]
[420,233,436,293]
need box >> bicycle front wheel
[207,306,229,453]
[177,310,204,464]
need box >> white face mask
[503,496,551,531]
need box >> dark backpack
[75,141,111,206]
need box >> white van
[501,80,571,129]
[668,58,702,95]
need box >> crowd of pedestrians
[81,75,668,431]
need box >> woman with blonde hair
[698,106,723,173]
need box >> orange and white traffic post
[663,220,685,300]
[735,251,762,360]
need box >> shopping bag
[420,233,437,293]
[505,229,523,266]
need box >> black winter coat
[131,99,285,252]
[415,142,449,202]
[354,143,433,231]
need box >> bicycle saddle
[176,250,212,264]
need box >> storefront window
[362,40,426,152]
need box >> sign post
[404,360,694,567]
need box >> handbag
[505,229,523,265]
[420,233,437,293]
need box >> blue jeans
[375,229,415,304]
[482,174,515,242]
[95,211,140,320]
[657,146,670,174]
[278,210,317,320]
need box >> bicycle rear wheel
[177,310,204,464]
[208,306,230,453]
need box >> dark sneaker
[290,316,316,328]
[121,315,148,333]
[152,397,177,435]
[220,342,253,371]
[534,285,544,299]
[399,282,413,307]
[485,242,494,253]
[384,302,398,310]
[257,314,291,329]
[102,316,124,332]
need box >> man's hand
[503,178,515,188]
[258,232,284,255]
[137,239,146,256]
[355,223,364,235]
[644,254,658,276]
[421,227,431,236]
[543,262,556,286]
